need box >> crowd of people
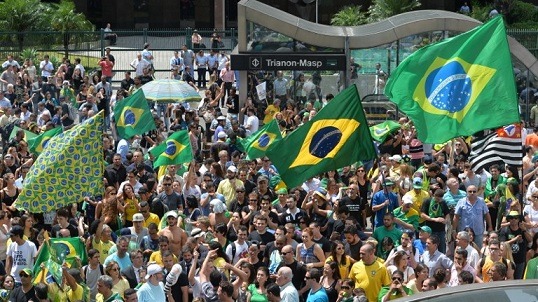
[0,41,537,302]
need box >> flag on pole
[385,16,519,143]
[152,131,193,168]
[114,89,156,139]
[33,236,88,285]
[266,85,376,188]
[240,119,282,160]
[28,127,63,155]
[15,112,105,213]
[469,124,522,172]
[369,120,401,142]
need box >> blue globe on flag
[425,61,472,113]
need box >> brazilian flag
[241,119,282,160]
[385,16,519,144]
[369,120,401,142]
[114,89,156,139]
[33,236,88,285]
[9,125,38,141]
[28,127,63,155]
[266,85,376,188]
[152,130,193,168]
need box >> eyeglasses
[281,251,291,255]
[163,183,172,186]
[532,196,538,199]
[110,268,119,272]
[19,274,30,278]
[467,190,476,193]
[392,277,403,282]
[357,170,365,173]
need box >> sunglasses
[392,277,403,282]
[467,190,476,193]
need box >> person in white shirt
[39,55,54,81]
[244,107,259,136]
[276,266,299,302]
[130,53,150,77]
[74,58,85,78]
[225,226,250,264]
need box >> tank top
[299,243,319,265]
[1,188,19,207]
[322,278,338,302]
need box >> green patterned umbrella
[141,79,201,103]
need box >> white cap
[217,131,227,139]
[145,263,163,280]
[402,195,413,205]
[227,166,237,173]
[389,154,402,162]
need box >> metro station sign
[231,53,346,71]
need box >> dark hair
[35,283,49,299]
[88,249,99,259]
[326,261,342,281]
[208,241,230,263]
[186,195,199,209]
[330,240,348,267]
[240,262,256,284]
[219,280,234,297]
[266,283,281,297]
[215,223,228,235]
[254,266,271,288]
[433,267,446,283]
[459,271,474,284]
[308,268,322,282]
[209,270,222,287]
[428,235,440,245]
[455,248,468,259]
[343,225,357,235]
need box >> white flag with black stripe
[469,124,522,172]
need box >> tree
[330,5,367,26]
[0,0,51,51]
[50,0,94,58]
[367,0,421,23]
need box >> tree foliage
[0,0,93,52]
[330,5,367,26]
[367,0,421,23]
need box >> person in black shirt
[499,211,530,279]
[9,268,37,302]
[121,71,135,91]
[340,184,367,229]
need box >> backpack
[231,241,251,261]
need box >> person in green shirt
[373,213,403,257]
[378,270,413,301]
[524,255,538,279]
[393,196,420,232]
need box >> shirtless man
[159,211,187,257]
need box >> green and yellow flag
[33,236,88,285]
[241,119,282,160]
[114,89,156,139]
[28,127,63,155]
[385,16,519,144]
[152,130,193,168]
[15,112,104,213]
[266,85,376,188]
[369,120,401,142]
[9,125,38,141]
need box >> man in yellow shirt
[263,98,281,124]
[140,201,160,228]
[349,243,390,302]
[149,236,178,266]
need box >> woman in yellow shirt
[325,240,356,279]
[118,183,140,227]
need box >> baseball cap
[132,213,144,222]
[19,268,33,277]
[191,228,205,238]
[413,177,423,189]
[507,211,520,219]
[402,195,413,205]
[276,188,288,195]
[120,228,134,237]
[217,131,227,139]
[8,225,24,237]
[217,116,226,121]
[389,154,402,162]
[383,178,394,186]
[423,156,433,165]
[419,226,432,234]
[166,211,178,219]
[227,166,237,173]
[145,263,163,280]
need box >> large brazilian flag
[385,16,519,143]
[266,85,376,188]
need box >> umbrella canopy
[141,79,201,103]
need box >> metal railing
[0,28,238,83]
